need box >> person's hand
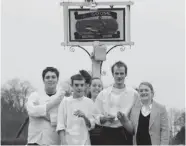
[74,110,91,128]
[74,110,85,118]
[117,111,129,125]
[60,80,72,97]
[107,114,116,123]
[64,90,72,97]
[52,92,64,105]
[33,100,39,106]
[100,115,115,124]
[58,90,66,98]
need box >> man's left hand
[117,111,129,125]
[74,110,85,118]
[74,110,91,128]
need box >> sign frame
[61,1,134,46]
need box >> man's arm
[95,91,115,125]
[122,120,134,134]
[83,116,91,128]
[26,92,64,118]
[117,111,134,134]
[26,92,47,117]
[46,91,65,112]
[125,91,140,134]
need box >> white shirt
[26,91,62,145]
[56,96,95,145]
[95,85,138,128]
[141,104,152,117]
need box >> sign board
[69,8,125,42]
[61,1,134,46]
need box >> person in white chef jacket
[26,67,65,145]
[56,74,95,145]
[94,61,138,145]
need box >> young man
[26,67,64,145]
[95,61,138,145]
[56,74,95,145]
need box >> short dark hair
[42,67,59,80]
[71,74,85,85]
[111,61,128,75]
[79,70,92,85]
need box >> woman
[130,82,170,145]
[79,70,92,96]
[88,77,103,145]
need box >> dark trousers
[100,126,133,145]
[90,135,101,145]
[27,143,39,145]
[89,124,102,145]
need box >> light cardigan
[130,98,170,145]
[26,90,64,145]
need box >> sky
[1,0,185,109]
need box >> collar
[143,103,152,109]
[141,103,152,116]
[107,84,127,94]
[140,99,153,107]
[113,84,126,89]
[73,96,84,101]
[141,102,152,110]
[46,92,56,97]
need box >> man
[95,61,138,145]
[26,67,64,145]
[56,74,95,145]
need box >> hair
[139,82,154,95]
[87,77,103,99]
[70,74,85,85]
[111,61,128,75]
[90,77,102,85]
[79,70,92,85]
[42,67,59,80]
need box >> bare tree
[1,78,35,112]
[168,108,185,144]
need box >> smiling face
[139,84,154,103]
[90,78,103,98]
[43,71,58,93]
[72,80,85,98]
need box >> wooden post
[92,41,106,78]
[92,59,101,78]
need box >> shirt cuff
[27,104,47,117]
[56,124,65,132]
[93,114,103,125]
